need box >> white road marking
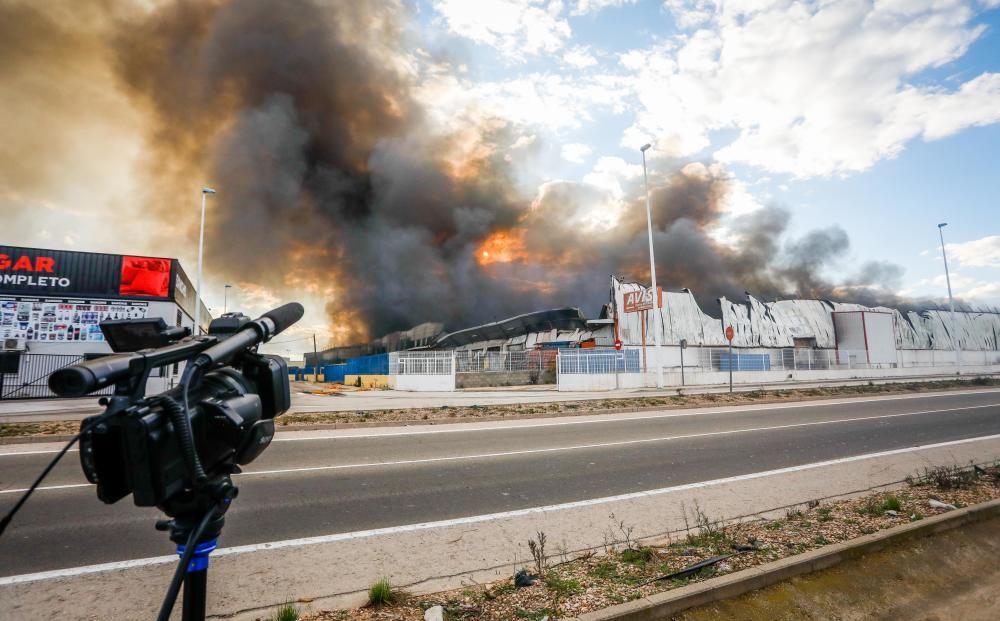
[3,389,998,456]
[4,431,1000,586]
[2,402,995,494]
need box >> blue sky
[412,0,1000,305]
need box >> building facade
[0,245,210,397]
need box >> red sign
[623,286,663,313]
[119,256,171,298]
[614,339,623,351]
[725,326,734,341]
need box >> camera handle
[155,477,238,621]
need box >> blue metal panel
[718,353,770,371]
[344,353,389,375]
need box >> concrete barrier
[568,498,1000,621]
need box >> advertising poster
[0,298,149,343]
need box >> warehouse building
[0,245,210,398]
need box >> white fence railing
[558,349,641,374]
[688,347,998,372]
[389,351,455,375]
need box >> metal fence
[555,346,997,379]
[454,350,557,373]
[0,352,115,400]
[389,351,455,375]
[558,348,641,374]
[694,347,997,372]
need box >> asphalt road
[1,389,999,577]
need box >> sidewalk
[1,370,996,423]
[5,434,1000,620]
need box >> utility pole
[937,223,961,374]
[312,333,319,383]
[640,143,664,388]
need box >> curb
[567,497,1000,621]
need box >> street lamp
[640,143,664,388]
[224,283,232,314]
[194,187,216,336]
[937,223,961,373]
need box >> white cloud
[560,142,593,163]
[563,45,599,68]
[946,235,1000,268]
[432,0,571,60]
[623,0,1000,177]
[572,0,637,15]
[964,281,1000,301]
[581,155,643,200]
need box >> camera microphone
[189,302,304,370]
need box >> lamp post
[640,143,664,388]
[223,284,232,314]
[937,223,960,373]
[193,187,216,336]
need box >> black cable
[155,506,215,621]
[0,413,109,538]
[154,394,206,485]
[175,363,208,486]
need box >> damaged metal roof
[612,277,1000,350]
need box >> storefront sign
[0,246,175,300]
[623,286,663,313]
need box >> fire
[476,230,527,265]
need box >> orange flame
[476,229,527,265]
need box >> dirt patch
[281,463,1000,621]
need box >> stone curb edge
[2,376,998,445]
[567,497,1000,621]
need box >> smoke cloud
[1,0,918,343]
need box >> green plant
[367,577,396,607]
[813,535,830,545]
[883,495,902,512]
[909,464,978,490]
[589,561,618,580]
[619,547,657,566]
[817,507,833,522]
[270,604,299,621]
[544,573,583,598]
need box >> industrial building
[0,245,210,397]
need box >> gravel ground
[283,463,1000,621]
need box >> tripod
[156,478,238,621]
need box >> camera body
[74,312,292,513]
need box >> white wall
[864,312,896,364]
[389,373,456,391]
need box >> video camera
[45,301,304,621]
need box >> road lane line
[4,389,999,456]
[3,403,996,494]
[5,431,1000,586]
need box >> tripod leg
[182,567,207,621]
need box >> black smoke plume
[1,0,918,342]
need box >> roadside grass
[366,577,397,607]
[302,462,1000,621]
[271,604,299,621]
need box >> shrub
[271,605,298,621]
[367,577,396,607]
